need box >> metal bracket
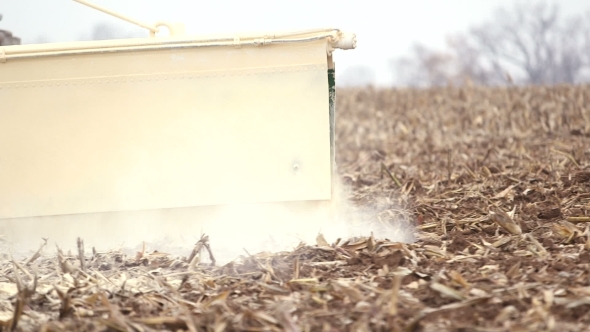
[326,31,356,55]
[254,38,269,46]
[72,0,185,37]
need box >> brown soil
[2,84,590,331]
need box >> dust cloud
[0,174,415,265]
[151,175,416,265]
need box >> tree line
[391,1,590,87]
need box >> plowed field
[2,84,590,331]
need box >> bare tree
[469,1,588,84]
[392,43,455,88]
[391,1,590,87]
[445,35,497,85]
[84,22,146,41]
[338,65,377,87]
[0,13,21,46]
[90,22,120,40]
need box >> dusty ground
[1,84,590,331]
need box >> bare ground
[2,84,590,331]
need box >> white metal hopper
[0,1,356,258]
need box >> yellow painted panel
[0,40,332,219]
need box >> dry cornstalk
[8,261,37,331]
[388,274,402,316]
[25,238,48,265]
[77,237,86,272]
[489,209,522,235]
[568,216,590,223]
[188,234,215,270]
[381,162,402,187]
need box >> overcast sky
[1,0,587,86]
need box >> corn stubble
[1,84,590,331]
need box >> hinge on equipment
[254,38,269,46]
[0,48,6,63]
